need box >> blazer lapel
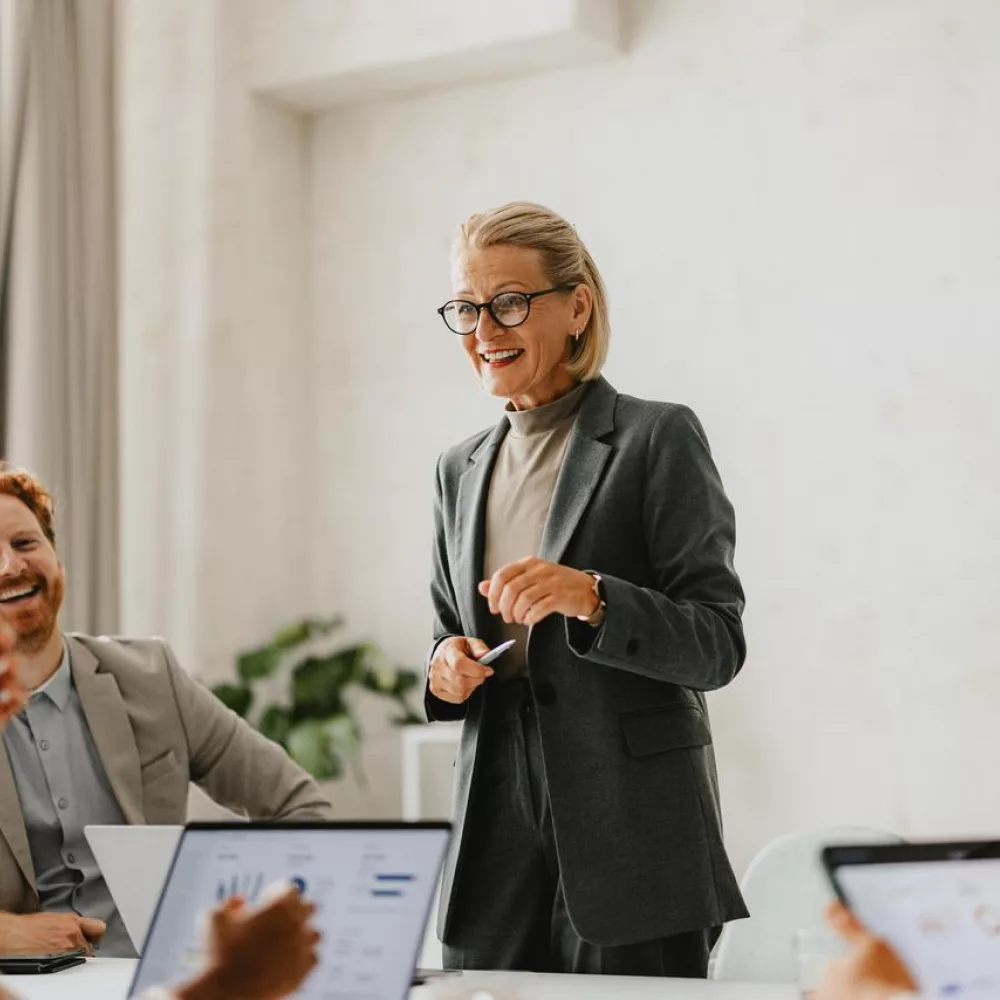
[68,637,146,825]
[537,378,617,566]
[455,420,508,640]
[0,743,36,891]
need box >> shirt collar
[30,640,73,711]
[505,381,589,439]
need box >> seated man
[0,464,334,958]
[0,646,321,1000]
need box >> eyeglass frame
[436,284,577,335]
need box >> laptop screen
[130,822,451,1000]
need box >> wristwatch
[577,571,606,628]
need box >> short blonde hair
[454,202,610,381]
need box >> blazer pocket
[620,705,711,758]
[141,749,179,786]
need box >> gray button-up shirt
[2,643,135,957]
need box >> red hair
[0,463,57,544]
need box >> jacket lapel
[0,743,36,891]
[537,377,617,565]
[454,420,508,641]
[68,636,146,825]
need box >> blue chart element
[370,873,414,897]
[217,872,265,903]
[291,876,307,896]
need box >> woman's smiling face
[452,244,590,410]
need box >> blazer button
[533,680,557,706]
[626,638,640,656]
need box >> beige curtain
[5,0,119,634]
[0,0,34,453]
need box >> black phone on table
[0,948,88,975]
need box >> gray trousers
[442,678,717,976]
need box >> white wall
[114,0,1000,862]
[308,0,1000,868]
[115,0,412,818]
[118,0,315,680]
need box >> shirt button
[58,798,69,810]
[67,853,76,864]
[39,739,50,751]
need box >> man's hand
[0,912,106,956]
[177,887,320,1000]
[816,901,918,1000]
[478,557,599,627]
[0,622,28,728]
[428,636,493,705]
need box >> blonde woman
[426,202,749,975]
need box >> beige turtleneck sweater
[483,382,589,678]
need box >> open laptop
[85,824,184,952]
[129,821,452,1000]
[824,839,1000,999]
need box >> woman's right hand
[428,636,494,704]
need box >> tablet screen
[837,858,1000,998]
[130,824,450,1000]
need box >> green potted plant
[212,616,423,781]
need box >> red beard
[2,573,64,655]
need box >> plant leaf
[213,683,253,717]
[286,719,341,780]
[237,645,282,682]
[391,709,424,726]
[273,616,342,652]
[259,705,294,747]
[325,714,364,786]
[359,645,396,693]
[324,713,361,757]
[291,649,366,717]
[391,670,420,696]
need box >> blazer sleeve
[424,454,467,723]
[161,643,335,819]
[565,405,746,691]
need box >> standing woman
[427,202,748,977]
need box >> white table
[4,959,797,999]
[413,971,797,998]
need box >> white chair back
[710,826,902,983]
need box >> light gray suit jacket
[427,377,749,947]
[0,634,334,913]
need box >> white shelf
[401,721,462,822]
[251,0,622,112]
[401,721,463,971]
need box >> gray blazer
[426,377,748,947]
[0,634,334,913]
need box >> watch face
[578,572,606,624]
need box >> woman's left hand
[479,557,599,627]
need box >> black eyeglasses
[437,285,575,336]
